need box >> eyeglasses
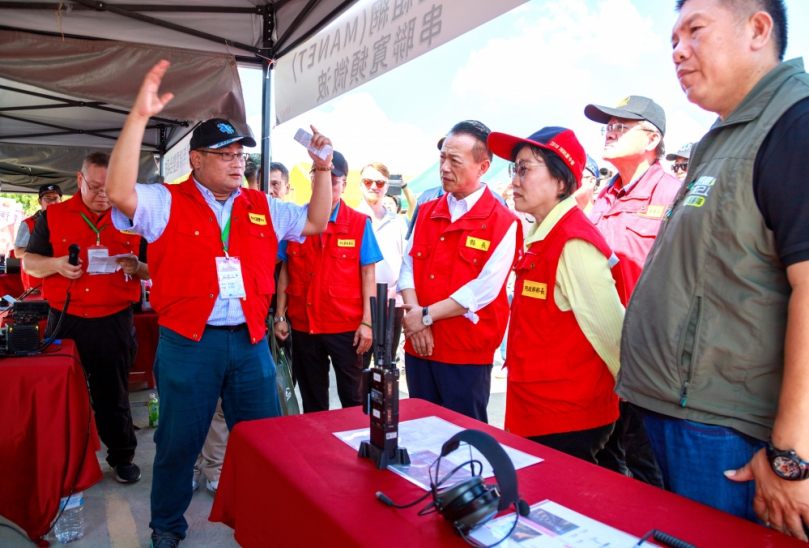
[361,178,388,189]
[198,150,248,163]
[508,160,546,180]
[671,162,689,173]
[81,177,107,195]
[601,123,657,137]
[40,195,61,204]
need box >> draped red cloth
[0,340,102,545]
[210,399,801,548]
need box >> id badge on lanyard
[81,212,110,275]
[216,213,246,299]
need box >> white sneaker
[207,479,218,494]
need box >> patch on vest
[466,236,490,251]
[119,229,138,235]
[337,239,356,248]
[522,281,547,299]
[684,176,716,207]
[249,213,267,225]
[638,205,665,218]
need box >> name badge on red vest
[216,257,247,299]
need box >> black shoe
[150,530,182,548]
[114,462,141,484]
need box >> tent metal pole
[259,5,275,194]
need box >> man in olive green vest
[616,0,809,540]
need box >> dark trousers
[46,306,138,468]
[291,329,364,413]
[528,422,615,465]
[404,353,492,423]
[150,326,281,537]
[595,401,664,487]
[362,306,405,368]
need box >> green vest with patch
[616,59,809,441]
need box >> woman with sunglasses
[488,127,626,464]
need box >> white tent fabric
[0,0,357,192]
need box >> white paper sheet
[87,253,133,275]
[334,416,542,491]
[469,500,647,548]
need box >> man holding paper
[104,60,333,547]
[24,150,149,485]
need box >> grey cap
[666,142,694,161]
[584,95,666,136]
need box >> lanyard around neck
[221,214,232,256]
[80,212,108,245]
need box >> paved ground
[2,358,507,547]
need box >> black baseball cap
[190,118,256,150]
[666,142,694,161]
[332,151,348,178]
[39,184,62,198]
[584,95,667,136]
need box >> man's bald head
[675,0,787,60]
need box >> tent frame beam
[0,3,262,13]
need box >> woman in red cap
[488,127,626,463]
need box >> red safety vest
[505,206,622,437]
[148,176,278,343]
[43,197,142,318]
[284,200,367,334]
[20,213,43,291]
[405,187,520,365]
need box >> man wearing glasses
[666,142,694,182]
[584,96,681,489]
[355,162,409,367]
[14,184,63,290]
[274,151,382,413]
[104,60,335,546]
[24,151,150,486]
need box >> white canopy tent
[0,0,358,192]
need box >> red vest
[148,176,277,343]
[20,213,43,291]
[505,206,622,437]
[284,200,367,334]
[44,197,142,318]
[405,188,520,365]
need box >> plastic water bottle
[54,492,84,543]
[148,393,159,428]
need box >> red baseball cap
[488,127,586,187]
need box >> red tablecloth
[211,399,802,548]
[0,340,102,545]
[0,272,24,298]
[131,310,158,390]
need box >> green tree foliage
[0,193,40,217]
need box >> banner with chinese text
[275,0,528,123]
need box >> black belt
[205,323,247,332]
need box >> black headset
[376,429,530,547]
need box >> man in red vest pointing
[399,120,522,423]
[105,61,333,547]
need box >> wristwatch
[273,316,286,324]
[766,439,809,481]
[421,306,433,326]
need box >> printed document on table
[333,416,542,491]
[87,253,133,274]
[469,500,646,548]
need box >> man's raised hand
[133,60,174,121]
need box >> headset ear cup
[451,487,501,535]
[440,478,487,522]
[436,476,483,513]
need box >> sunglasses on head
[361,178,388,189]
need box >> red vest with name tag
[44,197,142,318]
[505,206,622,437]
[406,188,520,365]
[148,176,278,343]
[284,200,367,334]
[21,213,43,291]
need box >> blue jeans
[150,326,281,537]
[641,408,765,522]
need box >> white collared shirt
[355,200,409,307]
[397,185,517,323]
